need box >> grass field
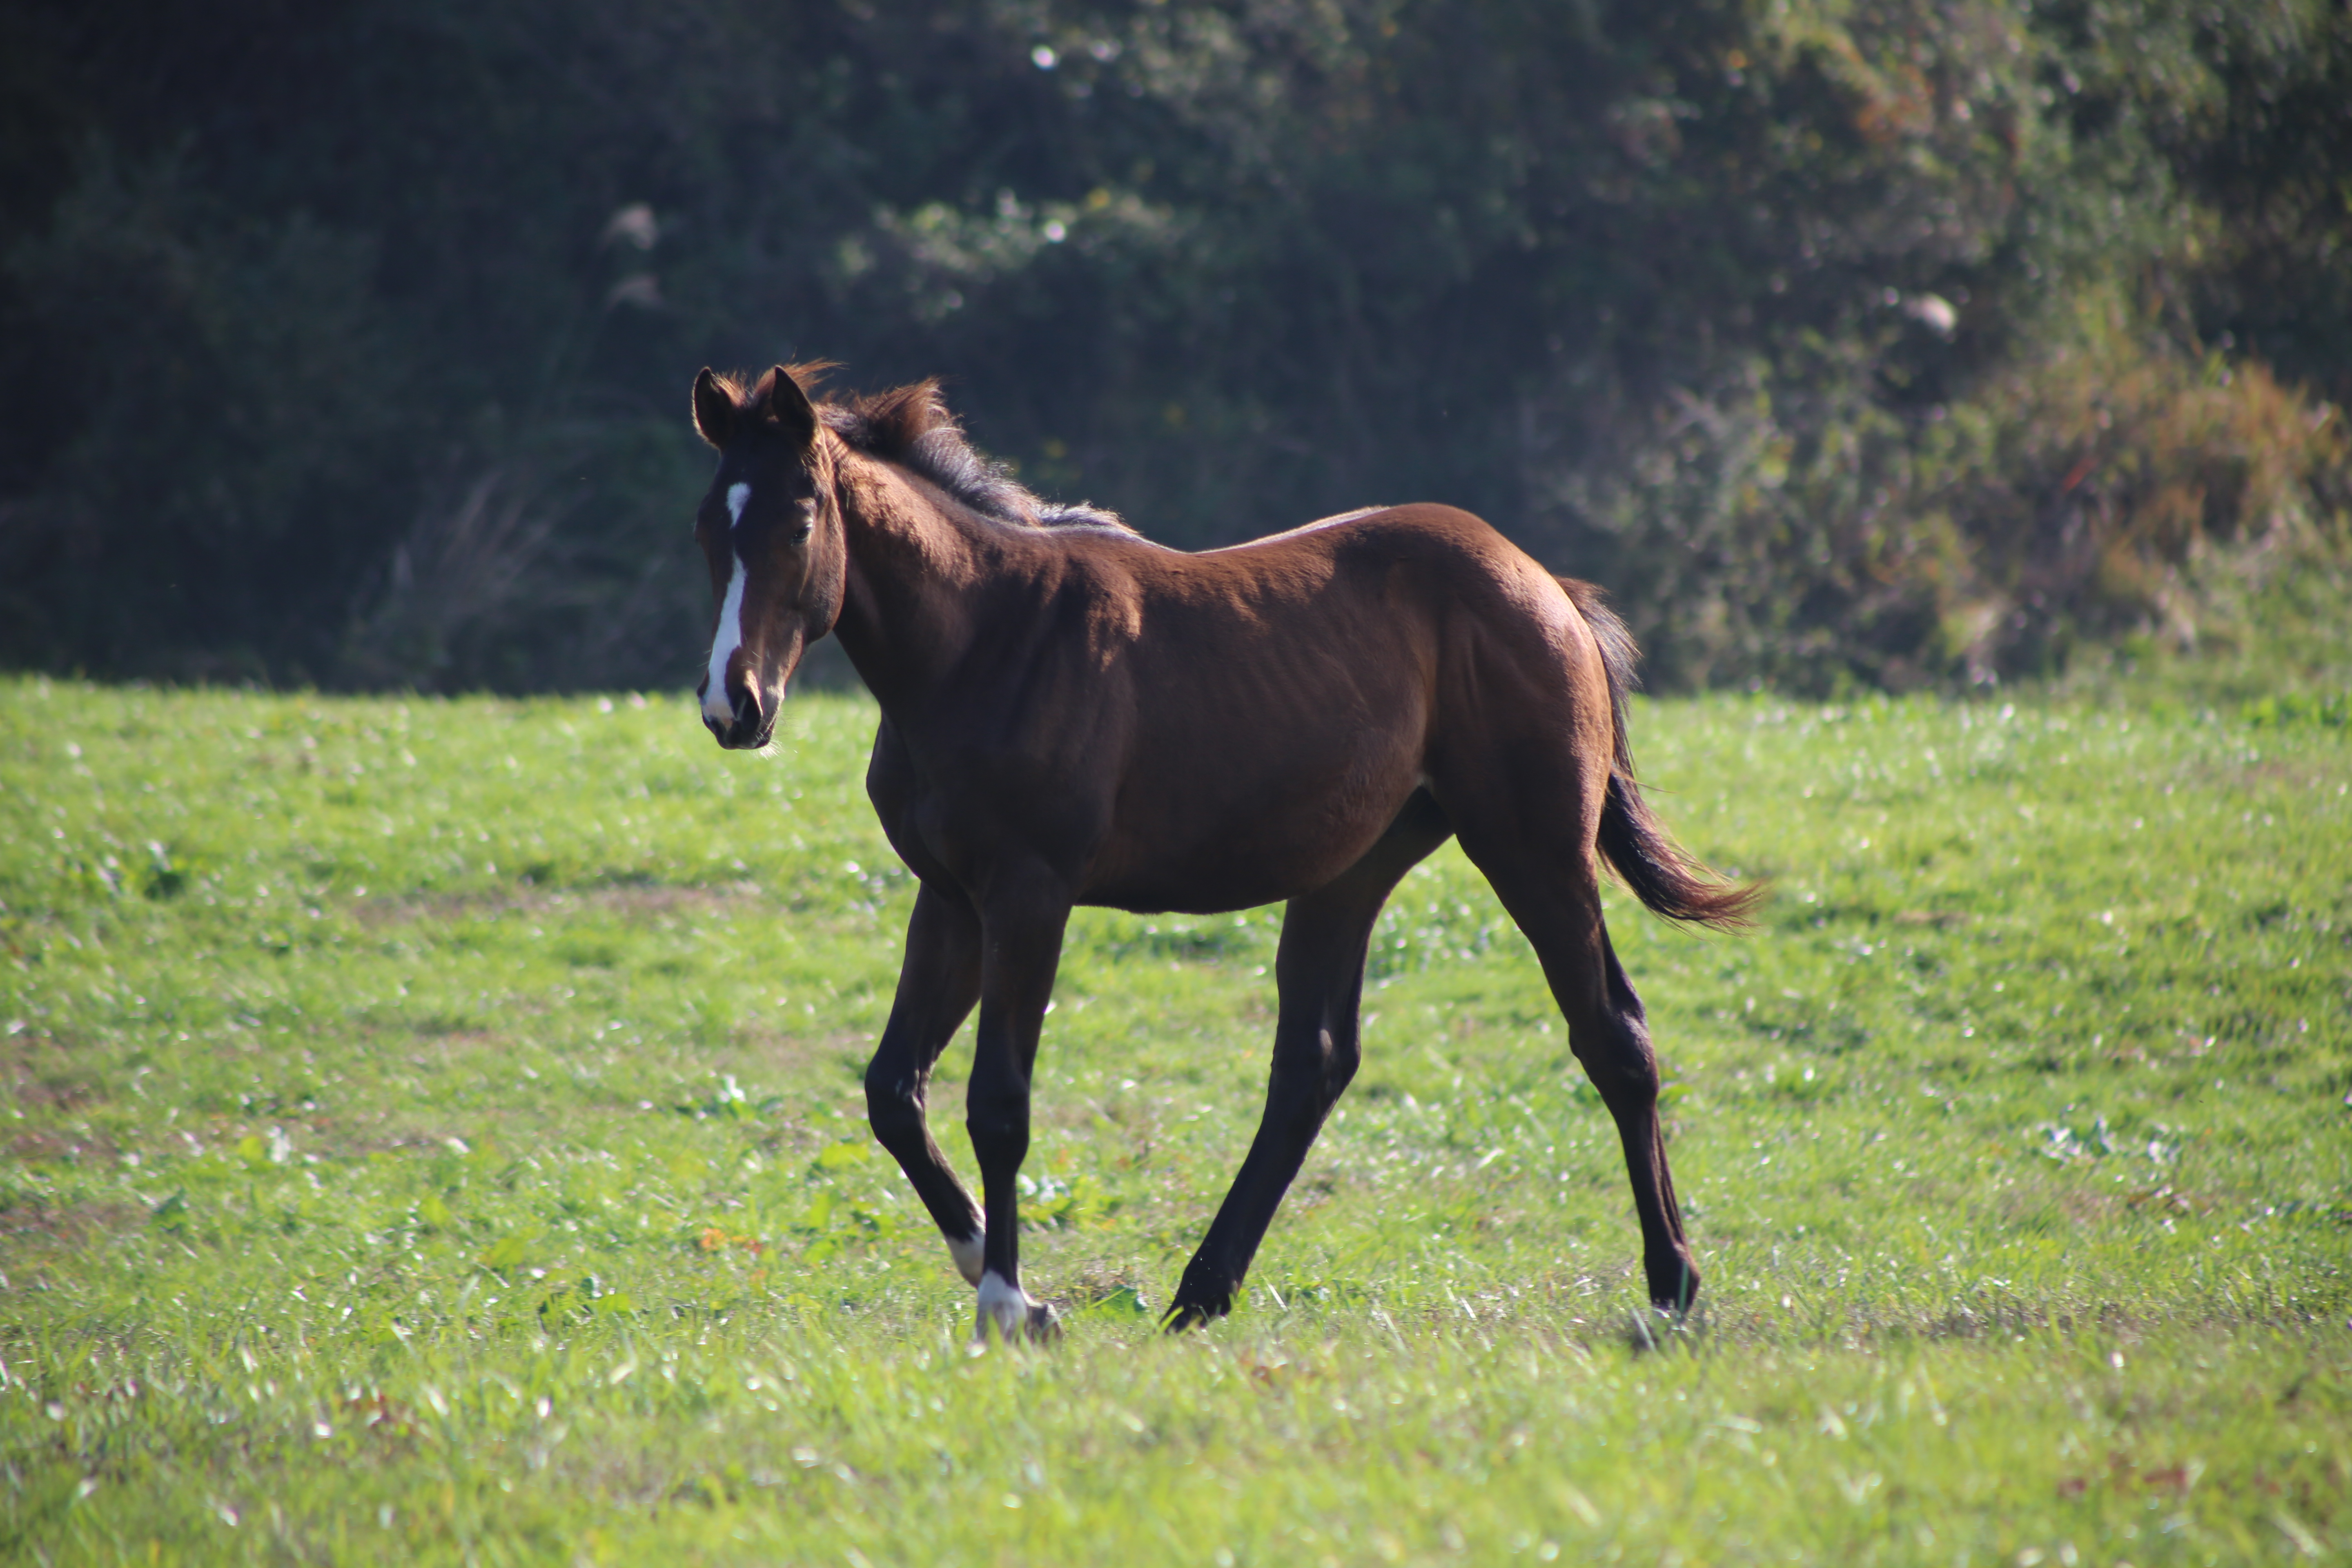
[2,666,2346,1565]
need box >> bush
[1537,296,2351,693]
[0,0,2347,693]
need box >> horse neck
[827,454,1007,706]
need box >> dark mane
[724,365,1130,533]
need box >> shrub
[1533,298,2349,694]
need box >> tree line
[3,0,2346,694]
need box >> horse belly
[1082,721,1424,913]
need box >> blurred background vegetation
[2,0,2347,695]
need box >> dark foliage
[1,0,2345,693]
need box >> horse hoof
[1646,1256,1701,1316]
[1025,1299,1061,1342]
[972,1302,1059,1346]
[974,1273,1058,1345]
[1161,1293,1229,1333]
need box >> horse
[688,363,1758,1341]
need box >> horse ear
[692,368,734,449]
[763,365,817,444]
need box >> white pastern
[976,1271,1033,1343]
[947,1232,986,1286]
[702,557,747,722]
[726,482,751,528]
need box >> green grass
[2,672,2346,1565]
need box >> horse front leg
[964,875,1071,1343]
[863,883,987,1282]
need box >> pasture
[1,673,2345,1565]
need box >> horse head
[689,364,847,749]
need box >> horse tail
[1556,577,1764,930]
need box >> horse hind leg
[1166,793,1450,1330]
[1465,843,1700,1314]
[1581,922,1699,1313]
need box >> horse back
[1039,504,1602,908]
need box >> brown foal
[689,364,1757,1341]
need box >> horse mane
[724,365,1131,534]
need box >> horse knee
[1279,1020,1354,1081]
[963,1085,1030,1168]
[1273,1023,1359,1103]
[863,1063,929,1154]
[1320,1031,1362,1101]
[864,1083,923,1152]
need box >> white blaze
[703,557,746,723]
[703,484,754,723]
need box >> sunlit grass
[2,675,2345,1564]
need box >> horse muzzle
[700,674,775,750]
